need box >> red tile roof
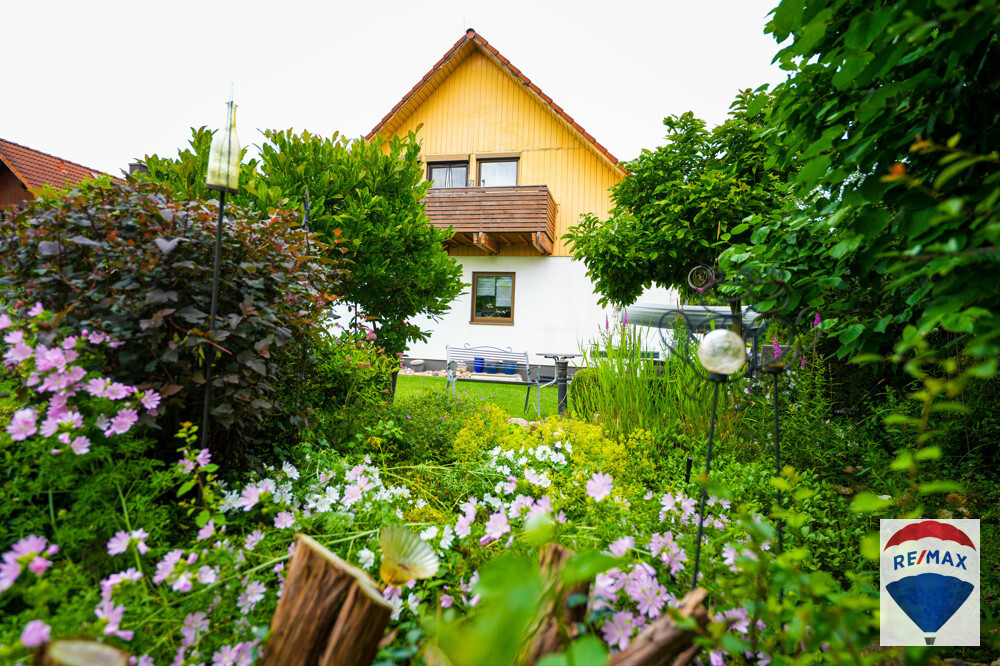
[0,138,110,192]
[366,29,626,174]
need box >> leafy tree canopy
[564,90,793,307]
[721,0,1000,368]
[138,128,464,356]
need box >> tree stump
[523,544,591,664]
[261,534,392,666]
[608,588,709,666]
[36,641,128,666]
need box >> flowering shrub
[0,181,347,457]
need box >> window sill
[470,319,514,326]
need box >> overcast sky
[3,0,788,176]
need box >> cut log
[261,534,392,666]
[523,544,590,664]
[36,641,128,666]
[608,588,709,666]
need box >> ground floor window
[471,272,515,324]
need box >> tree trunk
[261,534,392,666]
[36,641,128,666]
[608,588,709,666]
[523,544,590,665]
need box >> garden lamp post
[689,328,746,591]
[201,95,241,448]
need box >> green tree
[138,128,464,359]
[721,0,1000,371]
[564,90,793,313]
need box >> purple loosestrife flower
[772,336,780,359]
[20,619,50,647]
[814,312,821,328]
[586,472,613,502]
[605,315,609,331]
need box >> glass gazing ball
[698,329,746,375]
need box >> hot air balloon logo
[880,519,980,647]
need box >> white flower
[407,592,422,616]
[282,461,300,480]
[420,526,438,541]
[358,548,375,571]
[439,525,455,551]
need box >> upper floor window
[478,159,518,187]
[428,161,468,188]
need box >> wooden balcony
[423,185,556,255]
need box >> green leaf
[861,533,881,561]
[851,492,891,513]
[918,481,964,495]
[177,479,197,498]
[560,551,619,586]
[773,0,805,40]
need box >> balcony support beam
[473,232,500,255]
[531,232,553,255]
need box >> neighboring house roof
[366,28,627,175]
[0,138,109,192]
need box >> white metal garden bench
[445,344,543,416]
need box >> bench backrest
[446,344,529,368]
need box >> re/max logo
[892,550,969,570]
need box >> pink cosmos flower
[586,472,613,502]
[20,619,50,647]
[197,520,216,540]
[104,408,139,436]
[482,511,510,544]
[70,436,91,455]
[85,378,110,397]
[140,390,162,412]
[4,341,33,363]
[237,580,267,615]
[28,302,44,317]
[274,511,295,529]
[609,536,634,557]
[6,408,38,441]
[602,610,636,652]
[244,530,264,551]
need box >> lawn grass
[395,374,562,419]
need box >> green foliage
[0,181,346,459]
[453,403,532,464]
[139,128,465,358]
[564,90,793,306]
[723,0,1000,373]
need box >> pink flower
[27,302,44,317]
[244,530,264,551]
[342,484,363,507]
[140,390,162,412]
[171,572,193,593]
[197,521,216,540]
[1,553,21,591]
[105,382,133,400]
[28,557,52,575]
[813,312,821,328]
[182,612,209,647]
[70,436,91,455]
[153,550,184,584]
[236,485,263,512]
[103,408,139,437]
[0,313,10,329]
[197,566,218,584]
[274,511,295,529]
[6,408,38,441]
[482,511,510,544]
[85,378,110,397]
[609,536,634,557]
[440,594,453,608]
[20,619,50,647]
[602,610,636,652]
[4,341,33,363]
[237,580,267,614]
[195,449,211,467]
[586,472,613,502]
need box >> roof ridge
[365,29,625,174]
[0,137,109,177]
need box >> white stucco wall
[402,256,678,367]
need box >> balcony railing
[423,185,556,254]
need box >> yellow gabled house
[367,29,632,365]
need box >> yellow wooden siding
[384,47,622,257]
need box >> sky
[3,0,789,177]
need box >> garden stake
[684,456,693,484]
[770,368,785,603]
[296,187,311,415]
[691,379,720,592]
[200,190,227,449]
